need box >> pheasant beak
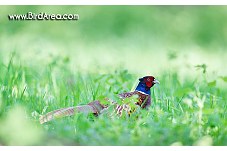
[153,79,160,85]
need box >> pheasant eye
[147,78,150,81]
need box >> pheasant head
[135,76,160,95]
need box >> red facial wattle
[145,81,152,88]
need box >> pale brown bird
[39,76,159,124]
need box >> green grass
[0,53,227,146]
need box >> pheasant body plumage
[39,76,159,124]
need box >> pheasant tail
[39,101,104,124]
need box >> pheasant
[39,76,159,124]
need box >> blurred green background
[1,6,227,76]
[0,6,227,146]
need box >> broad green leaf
[220,76,227,82]
[174,88,192,98]
[208,80,216,87]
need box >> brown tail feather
[39,101,105,124]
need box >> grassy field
[0,6,227,146]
